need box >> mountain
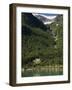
[32,13,57,25]
[50,14,63,61]
[22,13,55,66]
[22,13,47,31]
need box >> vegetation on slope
[21,13,63,68]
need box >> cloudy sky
[33,13,57,20]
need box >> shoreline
[22,65,63,72]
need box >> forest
[21,13,63,77]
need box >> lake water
[22,66,63,77]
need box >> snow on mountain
[32,13,57,25]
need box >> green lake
[22,66,63,77]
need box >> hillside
[21,13,63,68]
[50,15,63,52]
[33,13,56,24]
[22,13,47,31]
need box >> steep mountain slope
[50,15,63,49]
[33,13,57,24]
[22,13,55,66]
[22,13,47,31]
[50,15,63,64]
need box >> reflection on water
[22,66,63,77]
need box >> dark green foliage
[22,13,63,68]
[22,13,47,31]
[50,15,63,64]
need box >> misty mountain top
[32,13,57,24]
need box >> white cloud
[33,13,57,20]
[40,14,57,19]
